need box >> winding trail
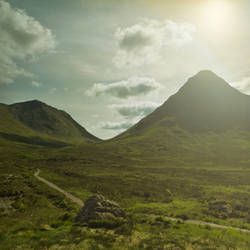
[34,169,84,207]
[162,216,250,234]
[34,169,250,234]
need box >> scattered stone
[75,195,125,224]
[209,201,233,218]
[233,202,248,212]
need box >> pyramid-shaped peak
[179,70,233,94]
[121,71,250,136]
[188,70,225,83]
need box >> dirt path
[163,216,250,234]
[34,169,84,207]
[34,169,250,234]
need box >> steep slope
[9,100,100,142]
[0,100,100,146]
[119,70,250,138]
[0,103,33,135]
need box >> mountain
[119,70,250,138]
[0,100,100,146]
[107,70,250,164]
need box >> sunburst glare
[201,0,234,34]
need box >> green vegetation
[2,133,250,249]
[0,100,100,147]
[2,72,250,248]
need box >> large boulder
[75,195,125,224]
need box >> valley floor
[2,137,250,249]
[35,168,250,235]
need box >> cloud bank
[110,102,160,118]
[232,77,250,94]
[0,1,55,84]
[31,81,42,87]
[99,102,160,134]
[113,19,196,68]
[99,120,135,131]
[86,76,162,99]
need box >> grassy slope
[9,100,100,143]
[0,104,37,136]
[0,103,100,147]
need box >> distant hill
[0,100,100,147]
[118,70,250,138]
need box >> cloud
[99,120,137,131]
[113,19,196,68]
[0,1,55,84]
[232,77,250,93]
[49,88,57,94]
[86,76,162,99]
[99,102,160,132]
[110,102,160,118]
[31,81,42,87]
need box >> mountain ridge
[0,99,101,145]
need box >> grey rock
[75,195,125,223]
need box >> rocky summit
[75,195,125,224]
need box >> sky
[0,0,250,139]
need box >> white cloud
[31,81,42,87]
[86,76,162,99]
[0,1,55,84]
[99,102,160,135]
[113,19,196,68]
[232,77,250,94]
[49,88,57,94]
[110,102,160,118]
[99,120,134,131]
[98,102,160,133]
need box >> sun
[201,0,233,34]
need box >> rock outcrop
[75,195,125,224]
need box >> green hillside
[0,100,100,147]
[0,103,36,135]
